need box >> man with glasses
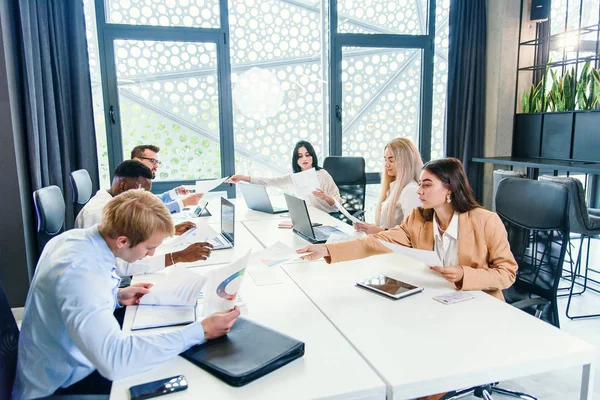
[131,144,203,214]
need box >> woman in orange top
[298,157,517,301]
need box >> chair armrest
[511,298,549,310]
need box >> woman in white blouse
[228,140,343,213]
[354,138,423,234]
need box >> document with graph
[132,268,207,331]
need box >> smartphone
[129,375,188,400]
[356,275,423,300]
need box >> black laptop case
[180,317,305,387]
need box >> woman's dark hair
[421,158,480,218]
[291,140,321,173]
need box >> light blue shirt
[156,190,183,214]
[13,226,205,400]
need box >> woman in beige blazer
[298,157,517,301]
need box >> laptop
[283,193,345,244]
[239,182,288,214]
[208,197,235,250]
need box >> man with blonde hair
[13,190,240,399]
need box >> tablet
[356,275,423,300]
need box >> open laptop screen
[221,197,235,244]
[283,193,314,239]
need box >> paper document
[196,177,228,194]
[202,248,252,316]
[252,241,306,267]
[333,200,361,224]
[290,168,320,198]
[139,268,207,306]
[160,223,219,254]
[133,305,196,331]
[378,240,443,267]
[132,268,207,330]
[326,232,354,244]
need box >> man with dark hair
[75,160,153,228]
[131,144,203,213]
[75,160,213,276]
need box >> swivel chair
[323,156,366,223]
[442,178,570,400]
[33,185,66,254]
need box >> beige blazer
[325,207,518,301]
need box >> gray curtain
[445,0,486,202]
[16,0,98,230]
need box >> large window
[83,0,449,193]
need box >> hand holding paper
[378,240,443,267]
[290,168,319,198]
[196,177,229,194]
[333,200,361,224]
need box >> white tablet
[356,275,424,300]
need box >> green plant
[521,62,600,113]
[576,61,600,110]
[521,80,544,113]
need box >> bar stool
[538,175,600,320]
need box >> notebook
[283,193,345,244]
[180,317,305,387]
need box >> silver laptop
[284,193,345,244]
[239,182,288,214]
[209,197,235,250]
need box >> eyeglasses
[138,156,162,166]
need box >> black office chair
[323,156,366,224]
[538,175,600,320]
[442,178,570,400]
[70,169,93,212]
[33,185,66,254]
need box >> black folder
[180,317,305,387]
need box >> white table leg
[580,363,594,400]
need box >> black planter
[513,113,542,157]
[572,111,600,161]
[541,112,573,159]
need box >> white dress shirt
[378,180,421,229]
[74,190,166,276]
[13,226,206,400]
[433,212,459,267]
[251,169,343,213]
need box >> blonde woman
[354,138,423,234]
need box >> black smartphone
[311,222,322,227]
[129,375,188,400]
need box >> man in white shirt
[75,160,213,276]
[13,190,240,399]
[131,144,203,213]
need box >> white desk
[281,254,596,399]
[111,201,596,400]
[110,259,386,399]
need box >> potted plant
[514,61,600,161]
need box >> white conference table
[111,197,595,400]
[243,204,596,400]
[110,203,386,400]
